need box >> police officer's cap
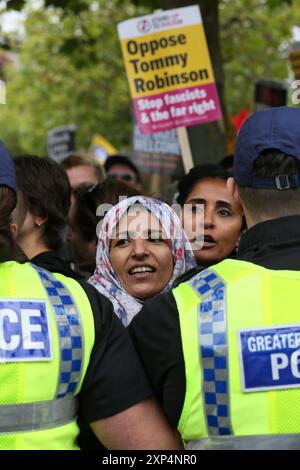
[234,107,300,189]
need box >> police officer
[130,107,300,450]
[0,142,181,450]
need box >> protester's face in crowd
[109,207,174,300]
[66,165,98,190]
[182,177,243,267]
[107,164,137,188]
[68,202,97,270]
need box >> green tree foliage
[220,0,300,115]
[0,0,151,154]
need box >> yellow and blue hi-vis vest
[0,261,95,450]
[174,258,300,450]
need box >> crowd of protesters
[2,106,300,450]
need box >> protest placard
[132,114,181,175]
[118,5,222,135]
[47,124,76,163]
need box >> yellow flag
[89,134,117,163]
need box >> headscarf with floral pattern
[89,196,196,325]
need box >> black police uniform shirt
[129,215,300,428]
[31,251,84,281]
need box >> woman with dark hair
[11,155,78,277]
[177,164,245,269]
[0,142,181,450]
[68,179,141,275]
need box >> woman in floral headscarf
[89,196,196,326]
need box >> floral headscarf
[88,196,196,325]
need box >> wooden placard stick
[177,126,194,174]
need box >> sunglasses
[108,173,135,182]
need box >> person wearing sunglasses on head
[104,154,142,191]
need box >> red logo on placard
[137,19,151,33]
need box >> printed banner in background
[118,5,222,134]
[132,112,181,175]
[47,124,76,163]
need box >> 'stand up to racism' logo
[137,19,151,33]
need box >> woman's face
[109,207,174,300]
[182,177,243,267]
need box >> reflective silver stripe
[0,396,77,433]
[186,434,300,450]
[188,269,232,436]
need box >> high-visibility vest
[174,258,300,450]
[0,261,95,450]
